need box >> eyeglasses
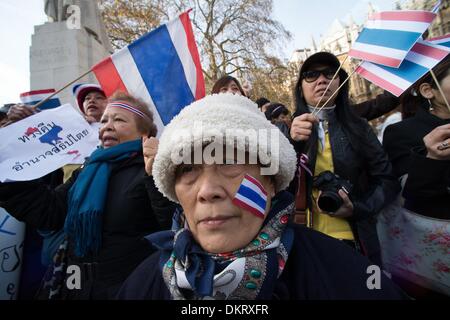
[302,68,338,83]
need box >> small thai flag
[19,89,61,110]
[430,34,450,48]
[356,39,450,96]
[349,10,436,67]
[232,174,268,219]
[92,10,205,137]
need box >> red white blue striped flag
[19,89,61,110]
[430,34,450,48]
[349,10,436,67]
[356,40,450,97]
[92,11,205,136]
[431,0,442,13]
[232,174,268,219]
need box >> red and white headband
[108,101,148,119]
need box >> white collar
[307,105,336,121]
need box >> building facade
[290,1,450,104]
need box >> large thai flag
[356,40,450,97]
[19,89,61,110]
[349,10,436,67]
[232,174,268,219]
[92,11,205,136]
[430,34,450,48]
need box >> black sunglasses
[302,68,338,83]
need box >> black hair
[256,97,270,109]
[265,102,289,120]
[211,76,246,96]
[293,60,367,151]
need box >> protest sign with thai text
[0,104,98,182]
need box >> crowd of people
[0,50,449,300]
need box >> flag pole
[32,69,93,110]
[313,61,363,116]
[314,55,348,110]
[430,69,450,113]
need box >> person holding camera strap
[289,52,400,265]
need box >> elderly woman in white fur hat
[117,94,407,300]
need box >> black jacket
[403,148,450,219]
[290,110,400,265]
[383,107,450,219]
[117,223,408,300]
[0,152,177,299]
[352,91,400,121]
[383,107,450,177]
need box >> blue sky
[0,0,403,106]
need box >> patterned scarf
[64,139,142,257]
[147,191,295,300]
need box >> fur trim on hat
[153,93,297,203]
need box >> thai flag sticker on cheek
[232,174,268,219]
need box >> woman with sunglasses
[289,52,400,266]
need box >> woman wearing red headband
[0,92,176,300]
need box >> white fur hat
[152,93,297,203]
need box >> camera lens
[318,192,342,213]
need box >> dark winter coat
[402,147,450,219]
[289,103,400,265]
[0,152,177,299]
[383,107,450,219]
[117,222,408,300]
[383,106,450,177]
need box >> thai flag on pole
[356,40,450,96]
[92,11,205,136]
[349,10,436,67]
[430,34,450,48]
[19,89,61,110]
[232,174,268,219]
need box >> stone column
[30,10,111,111]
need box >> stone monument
[30,0,113,108]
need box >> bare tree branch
[99,0,295,103]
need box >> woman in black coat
[402,125,450,219]
[382,57,450,299]
[383,56,450,219]
[0,92,176,299]
[288,52,400,266]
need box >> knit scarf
[147,191,295,300]
[64,139,142,257]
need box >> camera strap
[294,170,307,225]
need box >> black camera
[313,171,353,213]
